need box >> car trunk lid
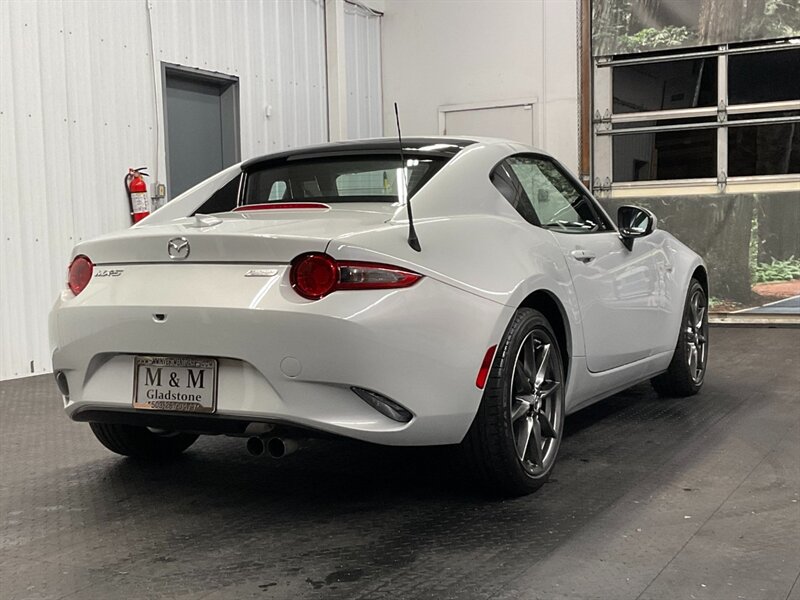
[77,204,396,265]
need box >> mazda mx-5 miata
[49,137,709,496]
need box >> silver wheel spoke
[534,343,551,389]
[695,305,705,329]
[538,380,561,400]
[515,415,533,459]
[528,418,545,466]
[688,345,698,375]
[511,397,531,422]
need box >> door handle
[570,249,596,263]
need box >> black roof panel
[242,137,477,170]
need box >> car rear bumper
[49,264,512,445]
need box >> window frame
[492,153,615,233]
[593,40,800,196]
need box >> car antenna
[394,102,421,252]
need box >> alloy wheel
[509,331,563,477]
[685,288,708,384]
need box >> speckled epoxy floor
[1,327,798,600]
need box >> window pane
[612,58,717,114]
[268,181,287,200]
[611,115,714,133]
[193,174,240,214]
[728,112,800,176]
[490,162,542,225]
[244,156,446,204]
[729,49,800,105]
[613,126,717,181]
[337,169,397,197]
[504,157,603,232]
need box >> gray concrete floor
[1,327,798,600]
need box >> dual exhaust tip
[246,436,299,459]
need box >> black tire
[89,422,198,459]
[651,278,709,397]
[462,308,566,497]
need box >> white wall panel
[344,2,382,139]
[380,0,579,171]
[150,0,327,166]
[0,0,328,380]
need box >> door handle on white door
[570,249,596,263]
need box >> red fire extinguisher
[125,167,150,224]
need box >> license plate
[133,355,218,413]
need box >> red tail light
[67,255,93,296]
[337,262,422,290]
[290,253,422,300]
[290,253,339,300]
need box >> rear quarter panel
[329,214,587,416]
[329,140,587,364]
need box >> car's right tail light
[290,252,422,300]
[67,255,93,296]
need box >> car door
[499,155,667,372]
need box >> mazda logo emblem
[167,237,190,260]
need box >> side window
[490,162,541,226]
[193,173,241,214]
[503,156,604,233]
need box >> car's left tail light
[290,252,422,300]
[67,255,93,295]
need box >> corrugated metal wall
[344,2,382,139]
[0,0,329,380]
[151,0,328,163]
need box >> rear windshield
[243,155,448,205]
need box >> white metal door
[554,231,665,372]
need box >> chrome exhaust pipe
[246,436,266,456]
[266,437,298,459]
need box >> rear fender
[663,236,708,350]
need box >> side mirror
[617,205,656,250]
